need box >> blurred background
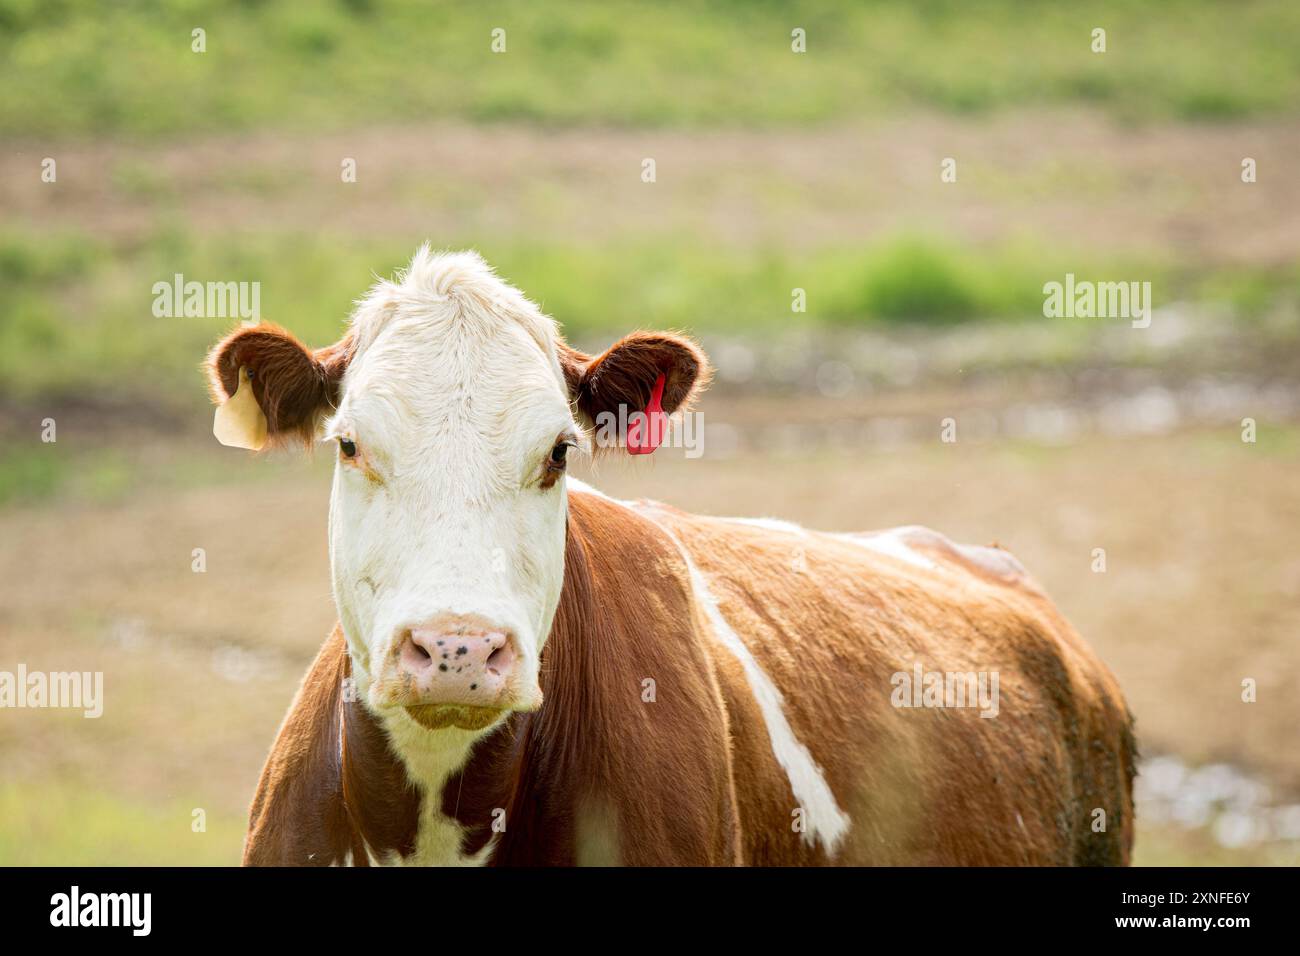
[1,0,1298,865]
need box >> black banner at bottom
[0,866,1282,941]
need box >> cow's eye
[338,438,358,460]
[546,442,570,471]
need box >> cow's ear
[563,332,711,453]
[206,322,352,449]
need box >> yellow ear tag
[213,366,268,450]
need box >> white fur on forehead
[347,246,564,378]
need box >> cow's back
[615,494,1136,865]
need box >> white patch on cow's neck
[377,710,503,867]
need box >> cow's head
[206,248,707,737]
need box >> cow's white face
[323,251,580,732]
[206,246,707,742]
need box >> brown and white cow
[206,247,1136,866]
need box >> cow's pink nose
[397,623,518,708]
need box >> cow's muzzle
[379,618,528,727]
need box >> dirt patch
[7,111,1300,265]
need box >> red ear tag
[627,373,667,455]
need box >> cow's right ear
[205,323,352,449]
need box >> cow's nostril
[399,631,436,673]
[486,641,515,676]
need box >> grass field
[5,1,1300,406]
[5,0,1300,137]
[0,228,1181,401]
[4,115,1300,405]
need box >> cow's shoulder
[560,482,742,864]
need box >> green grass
[2,225,1295,409]
[0,444,144,507]
[0,779,245,865]
[0,406,336,507]
[0,229,1077,397]
[2,0,1299,139]
[0,446,67,505]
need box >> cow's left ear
[206,322,353,449]
[562,332,711,453]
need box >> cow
[206,247,1136,866]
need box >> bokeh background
[2,0,1298,865]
